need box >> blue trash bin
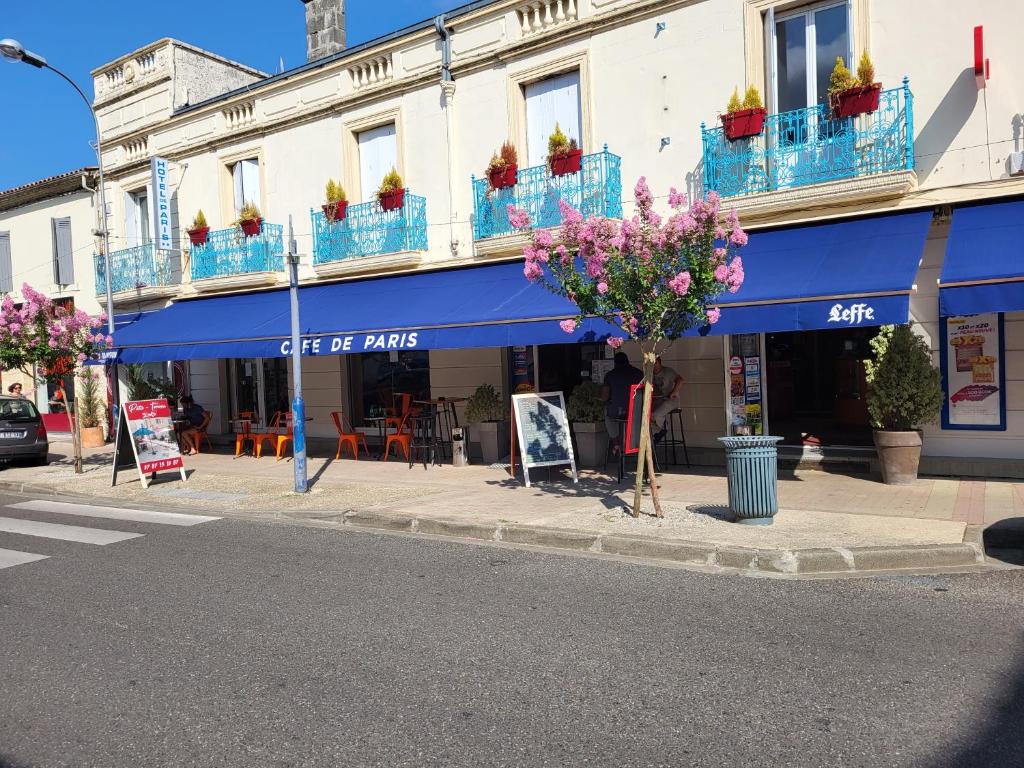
[717,435,784,525]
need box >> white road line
[0,547,49,569]
[0,517,143,545]
[9,501,221,527]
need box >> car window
[0,399,40,420]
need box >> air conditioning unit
[1009,151,1024,177]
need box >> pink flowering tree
[511,179,747,517]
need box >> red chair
[332,410,368,460]
[275,413,295,461]
[384,409,413,462]
[254,412,285,458]
[385,393,414,432]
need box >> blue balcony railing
[701,78,914,198]
[310,193,428,266]
[94,243,178,296]
[472,146,623,240]
[189,223,284,281]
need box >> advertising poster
[511,392,577,487]
[728,334,764,436]
[112,399,187,488]
[941,313,1006,431]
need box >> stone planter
[571,421,607,467]
[873,429,923,485]
[80,426,105,449]
[471,421,507,465]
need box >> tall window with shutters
[124,190,151,249]
[51,217,74,286]
[524,71,582,166]
[357,124,398,201]
[231,158,261,217]
[0,232,12,294]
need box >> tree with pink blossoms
[510,179,747,517]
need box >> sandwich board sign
[511,391,578,487]
[624,383,647,455]
[111,399,186,488]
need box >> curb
[338,507,987,576]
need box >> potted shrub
[322,179,348,222]
[548,123,582,176]
[567,380,607,467]
[187,210,209,246]
[377,168,406,212]
[465,383,507,465]
[829,52,882,118]
[236,201,262,237]
[720,85,767,141]
[486,141,519,191]
[75,369,106,449]
[865,324,943,485]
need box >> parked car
[0,395,49,466]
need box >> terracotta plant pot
[831,83,882,118]
[549,148,583,176]
[379,188,406,212]
[873,429,922,485]
[187,227,209,246]
[322,201,348,222]
[80,426,105,449]
[239,217,262,237]
[720,107,768,140]
[488,164,518,190]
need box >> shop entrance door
[765,328,875,446]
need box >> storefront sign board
[111,398,186,488]
[940,313,1006,430]
[511,392,577,487]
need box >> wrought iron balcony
[701,79,914,199]
[310,193,428,266]
[472,146,623,241]
[94,243,178,296]
[189,223,284,281]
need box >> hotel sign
[150,156,173,251]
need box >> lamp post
[1,38,119,424]
[286,215,307,493]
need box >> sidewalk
[3,441,1021,576]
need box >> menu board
[941,314,1006,431]
[728,334,764,435]
[111,399,187,488]
[511,391,578,487]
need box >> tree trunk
[70,399,83,475]
[631,347,658,517]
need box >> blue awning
[939,199,1024,317]
[714,211,932,334]
[111,262,618,363]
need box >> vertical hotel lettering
[149,156,173,250]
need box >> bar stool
[611,419,661,484]
[659,408,690,467]
[409,405,441,469]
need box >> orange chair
[195,410,213,453]
[234,411,258,457]
[383,409,413,462]
[332,410,368,460]
[385,393,414,432]
[274,413,295,461]
[253,412,285,458]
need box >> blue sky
[0,0,453,190]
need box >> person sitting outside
[179,395,206,455]
[601,352,643,456]
[651,356,684,441]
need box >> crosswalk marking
[0,517,144,545]
[9,500,222,527]
[0,547,49,569]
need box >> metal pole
[42,63,119,426]
[287,216,308,493]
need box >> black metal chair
[658,408,691,468]
[409,406,440,469]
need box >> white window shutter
[232,162,245,216]
[51,217,74,286]
[358,124,397,200]
[0,232,12,294]
[124,192,138,249]
[525,71,582,165]
[240,159,261,212]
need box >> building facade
[5,0,1022,473]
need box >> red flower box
[239,217,262,237]
[549,149,582,176]
[379,188,406,212]
[720,107,767,141]
[187,227,209,246]
[831,83,882,118]
[488,164,518,189]
[322,201,348,222]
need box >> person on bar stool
[651,356,684,443]
[601,352,642,457]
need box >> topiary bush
[465,383,505,423]
[566,381,604,423]
[865,324,943,431]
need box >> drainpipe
[435,14,459,258]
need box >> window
[229,358,289,423]
[231,158,261,217]
[125,190,151,248]
[357,124,397,201]
[350,351,429,425]
[0,398,40,421]
[772,2,850,112]
[524,71,582,166]
[51,217,73,286]
[0,232,12,294]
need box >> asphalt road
[1,490,1022,768]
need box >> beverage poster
[940,314,1006,431]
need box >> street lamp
[1,38,120,423]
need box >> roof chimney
[302,0,346,62]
